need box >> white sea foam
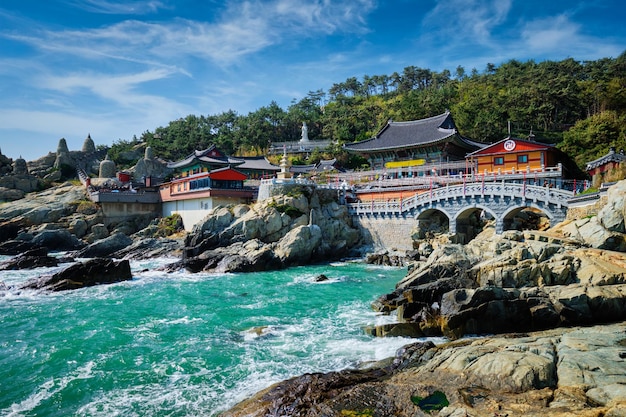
[1,361,97,417]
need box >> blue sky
[0,0,624,161]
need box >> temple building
[467,137,557,175]
[159,146,279,230]
[466,136,586,181]
[343,111,484,174]
[585,147,626,185]
[166,145,279,179]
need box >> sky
[0,0,624,162]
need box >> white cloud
[4,0,376,67]
[518,13,621,59]
[62,0,168,15]
[424,0,512,44]
[40,69,177,107]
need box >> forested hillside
[110,52,626,170]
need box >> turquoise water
[0,256,420,416]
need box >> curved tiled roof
[586,148,626,171]
[167,146,243,169]
[236,156,280,171]
[343,111,479,152]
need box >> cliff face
[179,185,363,273]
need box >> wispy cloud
[519,14,622,58]
[3,0,376,67]
[62,0,168,15]
[40,69,177,108]
[423,0,512,44]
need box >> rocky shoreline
[221,322,626,417]
[1,176,626,416]
[218,180,626,416]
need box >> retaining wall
[353,214,415,252]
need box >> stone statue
[300,122,309,142]
[82,134,96,153]
[133,146,168,182]
[53,138,73,170]
[99,154,116,178]
[13,157,28,175]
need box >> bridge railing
[335,163,564,188]
[347,180,576,215]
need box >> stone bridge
[347,181,576,250]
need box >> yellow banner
[385,159,426,168]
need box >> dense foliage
[110,52,626,170]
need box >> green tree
[559,111,626,169]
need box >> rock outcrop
[19,258,132,292]
[222,322,626,417]
[178,186,362,273]
[369,228,626,339]
[0,247,61,270]
[0,183,98,255]
[552,180,626,251]
[369,180,626,340]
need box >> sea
[0,255,434,417]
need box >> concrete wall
[100,202,161,227]
[566,195,608,220]
[163,196,241,231]
[353,214,416,252]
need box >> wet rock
[20,258,131,292]
[314,274,329,282]
[223,323,626,417]
[74,232,132,258]
[0,247,59,270]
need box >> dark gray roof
[166,146,243,169]
[290,164,316,173]
[315,159,342,172]
[586,148,626,171]
[236,156,280,171]
[343,111,480,152]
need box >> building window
[517,154,528,163]
[494,157,504,165]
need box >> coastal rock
[553,181,626,251]
[111,237,184,260]
[31,229,85,251]
[74,232,132,258]
[274,225,322,264]
[19,258,131,292]
[598,180,626,233]
[0,247,59,270]
[373,222,626,339]
[181,187,363,273]
[0,187,25,202]
[222,322,626,417]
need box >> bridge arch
[501,204,552,232]
[414,208,451,238]
[454,205,497,240]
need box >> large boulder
[274,225,322,264]
[74,232,132,258]
[598,180,626,233]
[111,237,184,260]
[19,258,132,291]
[31,229,85,251]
